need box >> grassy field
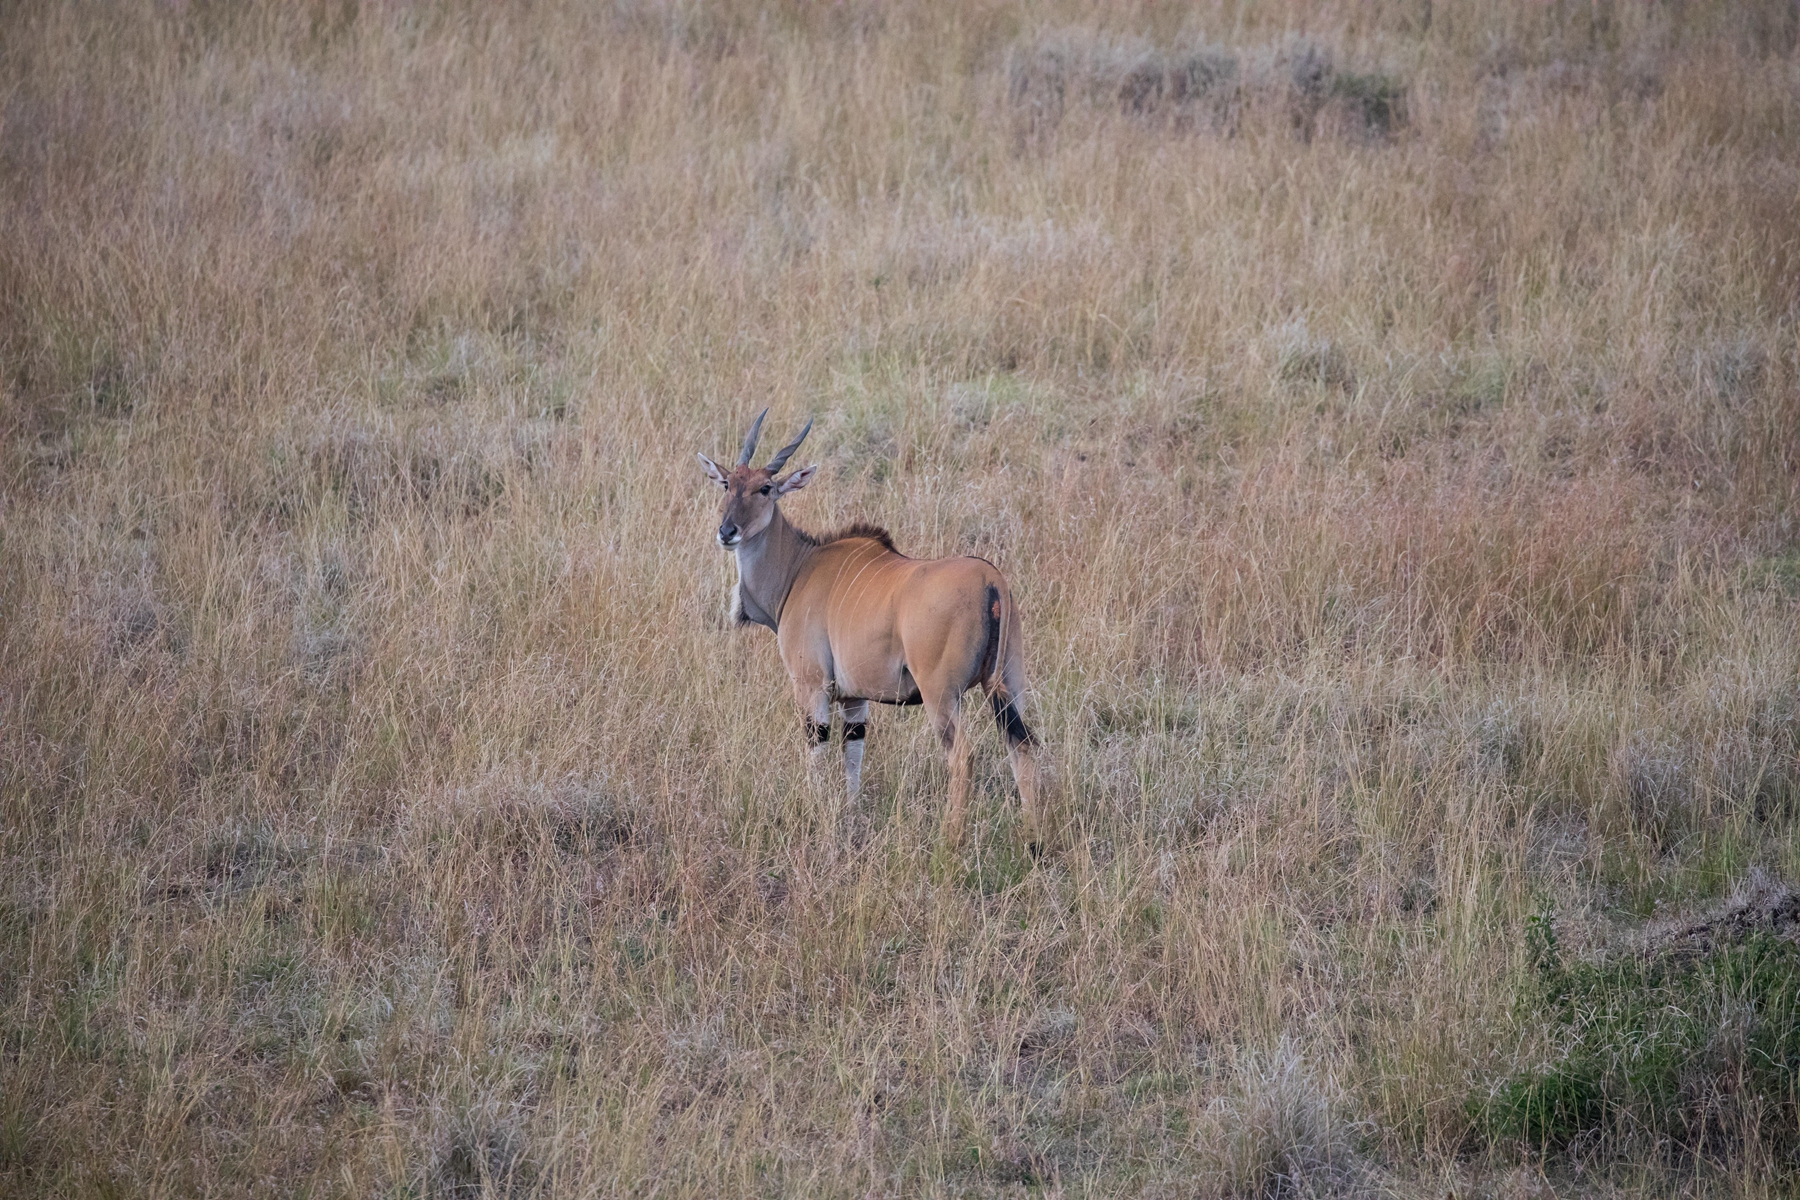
[3,1,1799,1195]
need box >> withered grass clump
[2,1,1798,1196]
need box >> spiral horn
[736,408,769,467]
[764,418,813,473]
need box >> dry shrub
[1007,28,1405,143]
[1204,1039,1367,1199]
[1008,28,1242,135]
[426,1100,540,1199]
[1270,319,1357,392]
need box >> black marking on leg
[806,718,831,745]
[843,721,868,742]
[991,693,1038,747]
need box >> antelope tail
[978,584,1004,690]
[983,583,1037,747]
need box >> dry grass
[2,1,1798,1195]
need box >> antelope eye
[758,485,771,495]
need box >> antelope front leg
[800,688,833,774]
[839,699,870,800]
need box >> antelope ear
[775,464,817,495]
[697,453,729,488]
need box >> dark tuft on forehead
[727,465,775,487]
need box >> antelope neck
[734,506,815,630]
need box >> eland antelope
[699,411,1043,849]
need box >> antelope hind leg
[914,683,967,844]
[942,716,973,846]
[1005,738,1043,857]
[992,648,1044,857]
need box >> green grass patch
[1478,924,1800,1168]
[1743,548,1800,598]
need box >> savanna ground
[3,1,1799,1196]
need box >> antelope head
[697,410,817,548]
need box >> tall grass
[2,1,1797,1194]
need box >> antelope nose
[718,521,739,545]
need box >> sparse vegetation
[1482,881,1800,1171]
[2,1,1798,1196]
